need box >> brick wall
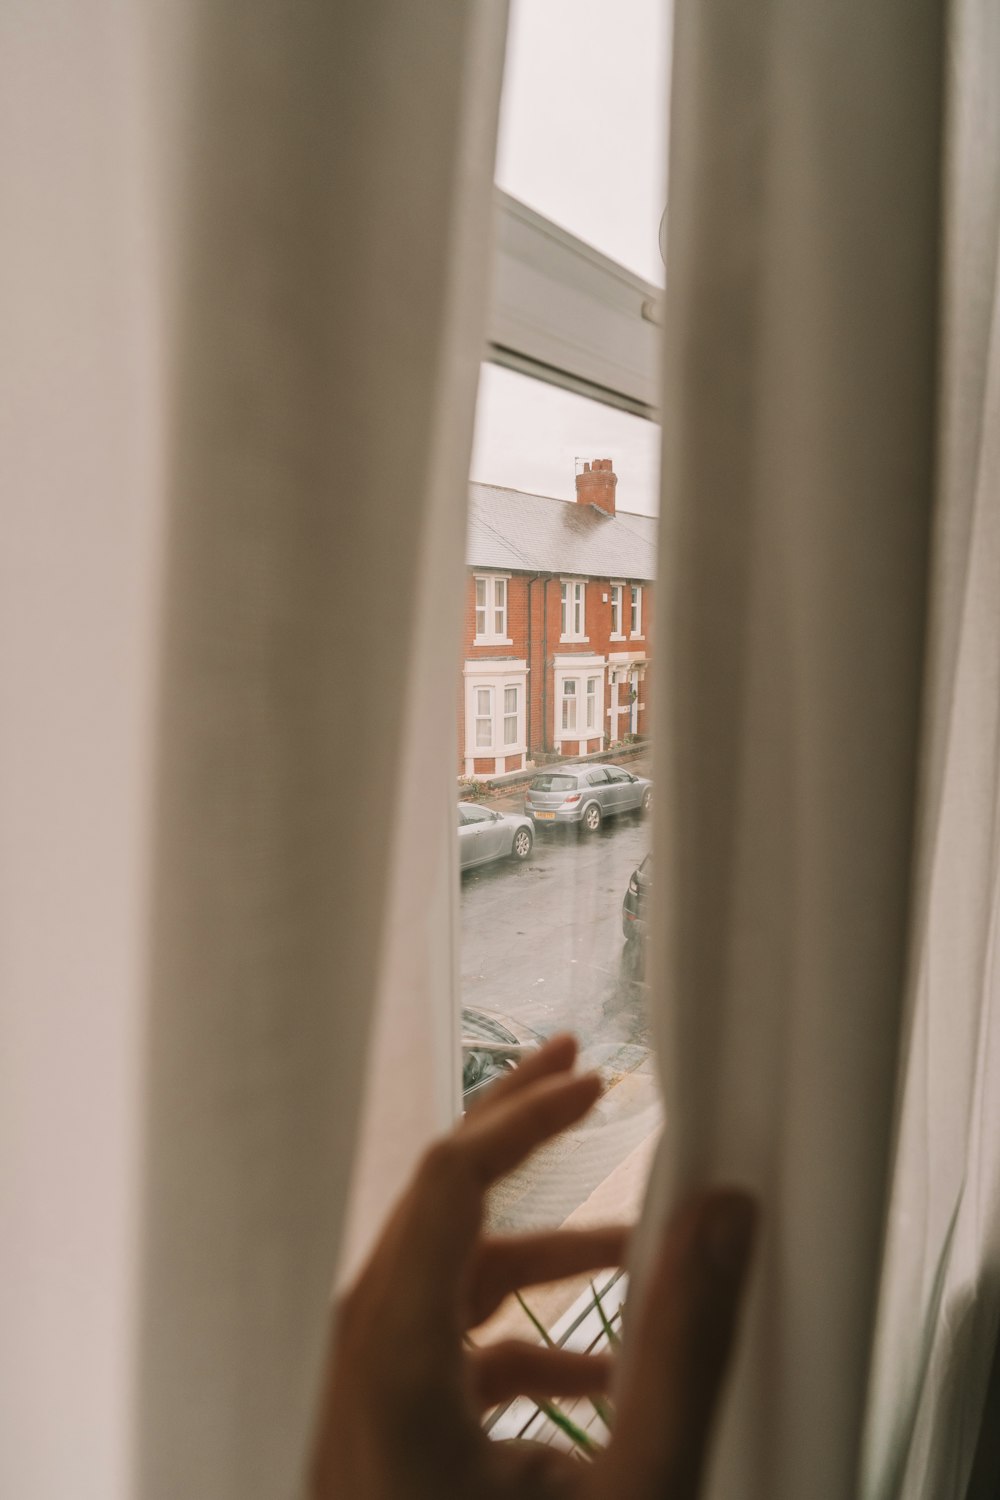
[459,569,653,774]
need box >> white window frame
[561,677,578,733]
[488,190,661,419]
[586,676,599,732]
[552,654,606,755]
[474,573,512,644]
[503,683,519,747]
[462,660,527,777]
[610,582,625,640]
[630,584,643,638]
[474,685,494,749]
[560,579,587,643]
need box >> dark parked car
[458,801,533,869]
[525,763,652,833]
[621,851,652,942]
[461,1007,540,1107]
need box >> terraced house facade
[459,459,655,778]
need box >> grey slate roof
[466,483,657,582]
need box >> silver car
[458,801,534,869]
[525,763,652,834]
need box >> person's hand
[310,1034,756,1500]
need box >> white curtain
[646,1,1000,1499]
[863,0,1000,1495]
[0,3,507,1497]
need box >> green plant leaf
[590,1280,622,1350]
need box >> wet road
[459,757,660,1231]
[459,802,651,1052]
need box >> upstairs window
[475,575,509,643]
[560,580,586,641]
[630,584,643,637]
[610,583,624,638]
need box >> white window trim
[462,660,527,776]
[559,578,588,643]
[488,189,661,419]
[473,573,513,645]
[609,581,626,640]
[552,654,605,754]
[629,584,644,639]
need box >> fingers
[469,1033,579,1113]
[382,1045,602,1328]
[459,1070,602,1188]
[469,1340,615,1409]
[467,1226,629,1327]
[608,1188,757,1500]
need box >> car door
[478,807,509,861]
[457,805,479,868]
[584,768,611,815]
[461,805,504,866]
[603,766,632,815]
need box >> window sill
[473,638,514,647]
[559,636,590,645]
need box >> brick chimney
[575,457,617,516]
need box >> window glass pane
[495,0,669,285]
[459,366,660,1345]
[530,774,577,791]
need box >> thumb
[605,1188,757,1500]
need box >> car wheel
[582,802,602,834]
[641,788,653,815]
[511,827,533,861]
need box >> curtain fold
[1,3,507,1497]
[644,3,946,1499]
[862,2,1000,1495]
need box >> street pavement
[459,752,662,1232]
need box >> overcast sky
[469,0,670,518]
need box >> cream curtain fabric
[863,2,1000,1497]
[0,4,506,1498]
[646,3,949,1500]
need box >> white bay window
[462,661,526,775]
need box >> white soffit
[488,189,662,420]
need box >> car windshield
[530,774,577,791]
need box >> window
[610,583,623,637]
[560,580,585,641]
[462,804,495,825]
[586,676,598,730]
[454,0,666,1354]
[475,686,494,748]
[503,685,518,746]
[475,575,509,642]
[561,678,578,732]
[463,664,527,772]
[630,584,643,636]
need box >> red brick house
[459,459,655,777]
